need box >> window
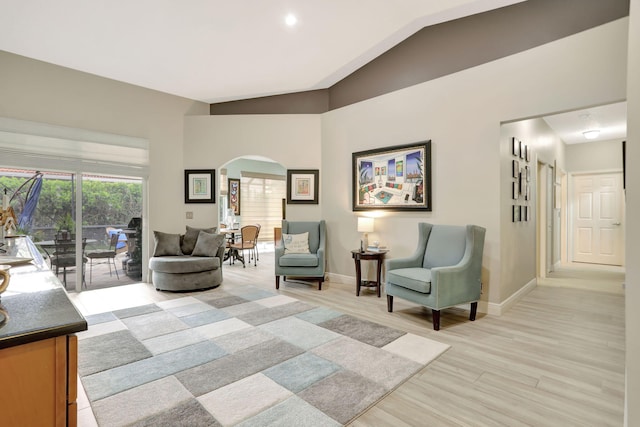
[240,172,286,243]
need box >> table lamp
[357,217,374,252]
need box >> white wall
[183,115,322,226]
[625,1,639,424]
[318,18,627,309]
[566,139,625,172]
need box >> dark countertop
[0,236,87,349]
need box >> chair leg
[470,301,478,321]
[276,276,280,289]
[432,310,441,331]
[318,278,323,291]
[386,295,393,312]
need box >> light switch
[186,212,193,219]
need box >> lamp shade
[357,217,374,233]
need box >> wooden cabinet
[0,334,78,426]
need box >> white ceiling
[542,102,628,145]
[0,1,626,143]
[0,0,524,103]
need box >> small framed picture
[512,181,519,200]
[525,165,530,182]
[512,160,519,178]
[513,205,521,222]
[184,169,215,204]
[525,146,531,162]
[287,169,319,204]
[520,141,525,159]
[512,137,519,157]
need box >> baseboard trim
[484,278,537,316]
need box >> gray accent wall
[210,0,629,115]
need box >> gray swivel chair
[386,222,486,330]
[275,220,326,290]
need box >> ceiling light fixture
[285,13,297,27]
[583,129,600,140]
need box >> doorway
[570,172,625,266]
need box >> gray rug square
[319,314,406,347]
[176,338,304,397]
[79,293,449,426]
[236,395,341,427]
[263,352,341,393]
[312,336,422,390]
[114,303,162,319]
[295,306,343,324]
[179,307,231,327]
[122,310,189,340]
[298,369,387,425]
[237,301,314,326]
[78,329,152,376]
[90,376,193,427]
[258,316,341,350]
[204,295,250,308]
[128,398,220,427]
[84,311,118,325]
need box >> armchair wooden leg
[318,279,323,291]
[432,310,440,331]
[386,295,393,312]
[276,276,280,289]
[470,301,478,321]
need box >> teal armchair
[385,222,486,330]
[275,220,326,290]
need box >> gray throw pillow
[153,231,183,257]
[192,231,226,257]
[181,225,217,255]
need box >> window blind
[240,171,285,243]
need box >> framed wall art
[228,178,240,214]
[352,140,431,211]
[184,169,215,203]
[287,169,319,204]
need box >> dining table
[219,227,244,266]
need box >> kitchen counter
[0,236,87,348]
[0,236,87,426]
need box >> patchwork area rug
[78,286,449,426]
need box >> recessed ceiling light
[285,13,297,27]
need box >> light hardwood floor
[70,249,625,427]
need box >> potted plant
[56,213,75,240]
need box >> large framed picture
[352,140,431,211]
[228,178,240,214]
[184,169,215,203]
[287,169,319,204]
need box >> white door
[572,173,624,265]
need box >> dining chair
[86,232,120,283]
[229,225,259,267]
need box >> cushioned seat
[275,220,326,290]
[149,226,225,292]
[386,222,486,330]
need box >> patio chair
[51,237,87,288]
[86,232,120,283]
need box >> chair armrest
[386,255,423,271]
[275,243,285,259]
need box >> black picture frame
[228,178,241,214]
[184,169,215,203]
[286,169,319,204]
[512,137,519,157]
[352,140,431,211]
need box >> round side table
[351,249,388,297]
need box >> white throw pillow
[283,232,310,254]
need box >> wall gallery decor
[184,169,215,203]
[510,137,532,222]
[228,178,240,214]
[287,169,319,204]
[352,141,431,211]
